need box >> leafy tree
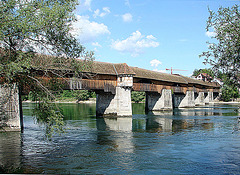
[200,5,240,87]
[131,91,145,103]
[57,90,95,102]
[220,85,239,101]
[0,0,94,137]
[192,68,214,78]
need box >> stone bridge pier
[0,84,23,131]
[204,92,214,104]
[96,75,133,117]
[96,87,132,117]
[173,91,195,108]
[195,92,205,106]
[145,89,173,112]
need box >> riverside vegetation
[23,90,146,103]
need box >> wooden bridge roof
[86,62,220,88]
[87,61,136,75]
[24,52,220,88]
[131,67,188,85]
[130,66,220,88]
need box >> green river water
[1,102,240,174]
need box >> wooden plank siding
[69,79,117,94]
[133,83,220,94]
[132,83,188,94]
[38,77,117,94]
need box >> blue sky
[72,0,239,76]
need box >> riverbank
[23,98,97,104]
[211,101,240,105]
[23,98,240,105]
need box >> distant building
[196,73,213,82]
[211,78,224,87]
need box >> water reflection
[139,116,214,133]
[97,117,134,153]
[146,117,173,132]
[0,132,22,172]
[96,109,217,136]
[97,117,132,132]
[173,108,217,116]
[1,103,240,174]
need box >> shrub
[221,85,240,102]
[131,91,145,103]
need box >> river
[1,103,240,174]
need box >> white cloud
[150,59,162,67]
[147,35,156,40]
[122,13,133,22]
[111,30,159,57]
[206,31,216,38]
[77,0,92,12]
[92,42,102,47]
[71,15,110,43]
[84,0,92,7]
[93,7,111,18]
[153,69,166,73]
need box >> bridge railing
[133,83,188,94]
[191,87,220,93]
[133,83,164,93]
[172,86,188,94]
[69,79,117,93]
[37,77,117,93]
[133,83,220,94]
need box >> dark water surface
[1,103,240,174]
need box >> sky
[72,0,239,76]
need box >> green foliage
[200,5,240,87]
[25,90,65,138]
[75,90,94,101]
[221,85,240,102]
[0,0,94,137]
[56,90,96,102]
[34,101,65,138]
[28,91,36,101]
[25,90,96,102]
[131,91,145,103]
[192,68,215,78]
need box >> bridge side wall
[96,87,132,117]
[0,84,23,131]
[195,92,205,106]
[173,91,195,108]
[145,89,173,111]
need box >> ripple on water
[1,103,240,174]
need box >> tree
[0,0,94,137]
[220,85,239,101]
[192,68,214,78]
[200,5,240,87]
[131,91,145,103]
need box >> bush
[220,85,240,102]
[75,90,91,101]
[59,90,96,102]
[131,91,145,103]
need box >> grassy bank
[22,90,146,104]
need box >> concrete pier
[0,84,23,131]
[145,89,173,111]
[195,92,205,106]
[204,92,213,104]
[96,87,132,117]
[173,91,195,108]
